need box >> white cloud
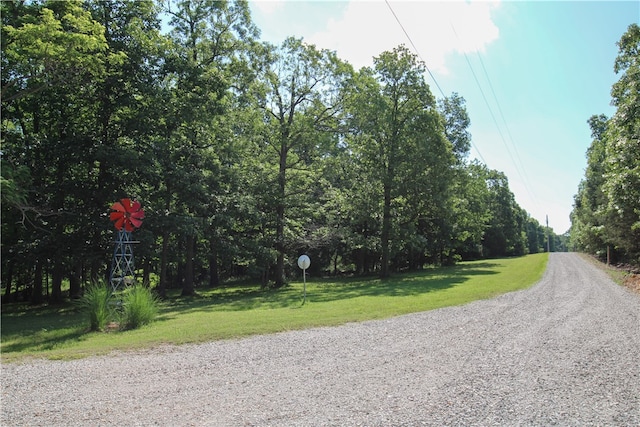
[251,0,286,15]
[307,0,501,73]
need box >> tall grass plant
[121,285,160,330]
[77,283,111,331]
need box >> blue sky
[248,1,640,234]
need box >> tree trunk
[51,147,66,303]
[142,257,151,288]
[274,142,287,288]
[90,257,101,285]
[50,254,63,303]
[209,234,220,288]
[181,234,196,296]
[354,249,364,275]
[69,259,82,299]
[380,181,392,279]
[45,260,49,298]
[31,260,44,305]
[158,230,168,298]
[275,212,285,287]
[3,261,13,302]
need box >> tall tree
[160,0,258,295]
[571,24,640,265]
[345,45,451,277]
[482,169,526,257]
[437,93,477,263]
[255,37,350,287]
[1,0,113,303]
[571,114,610,257]
[602,23,640,262]
[449,161,491,260]
[82,0,165,292]
[438,92,471,163]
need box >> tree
[160,0,259,295]
[345,45,452,277]
[450,161,491,260]
[83,0,166,292]
[438,94,484,262]
[1,0,109,106]
[438,92,471,163]
[0,160,32,301]
[571,24,640,265]
[1,0,116,303]
[525,216,546,254]
[602,23,640,262]
[482,169,525,257]
[255,37,350,287]
[571,115,610,258]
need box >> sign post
[297,254,311,305]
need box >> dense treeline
[571,24,640,267]
[1,0,559,304]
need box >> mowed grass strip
[1,253,548,362]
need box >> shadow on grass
[1,303,89,355]
[158,262,500,315]
[1,328,86,354]
[0,262,500,355]
[309,263,499,303]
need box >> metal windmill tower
[109,198,144,294]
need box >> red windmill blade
[110,198,145,232]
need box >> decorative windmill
[109,198,144,294]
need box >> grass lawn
[1,253,548,363]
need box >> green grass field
[1,253,548,363]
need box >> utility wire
[384,0,445,98]
[474,51,538,205]
[385,1,542,219]
[450,22,538,205]
[385,0,488,165]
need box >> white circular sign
[297,254,311,270]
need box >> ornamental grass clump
[78,282,111,332]
[121,285,160,330]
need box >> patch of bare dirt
[623,273,640,294]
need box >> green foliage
[1,0,109,104]
[77,282,159,332]
[120,285,160,330]
[77,283,111,332]
[438,92,472,162]
[254,36,352,287]
[0,160,30,209]
[345,45,454,277]
[571,24,640,265]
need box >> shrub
[121,285,159,330]
[78,283,111,331]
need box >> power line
[450,22,538,205]
[384,0,445,98]
[384,2,543,221]
[474,51,538,205]
[384,0,488,164]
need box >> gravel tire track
[2,253,639,426]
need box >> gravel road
[2,253,639,426]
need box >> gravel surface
[2,253,639,426]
